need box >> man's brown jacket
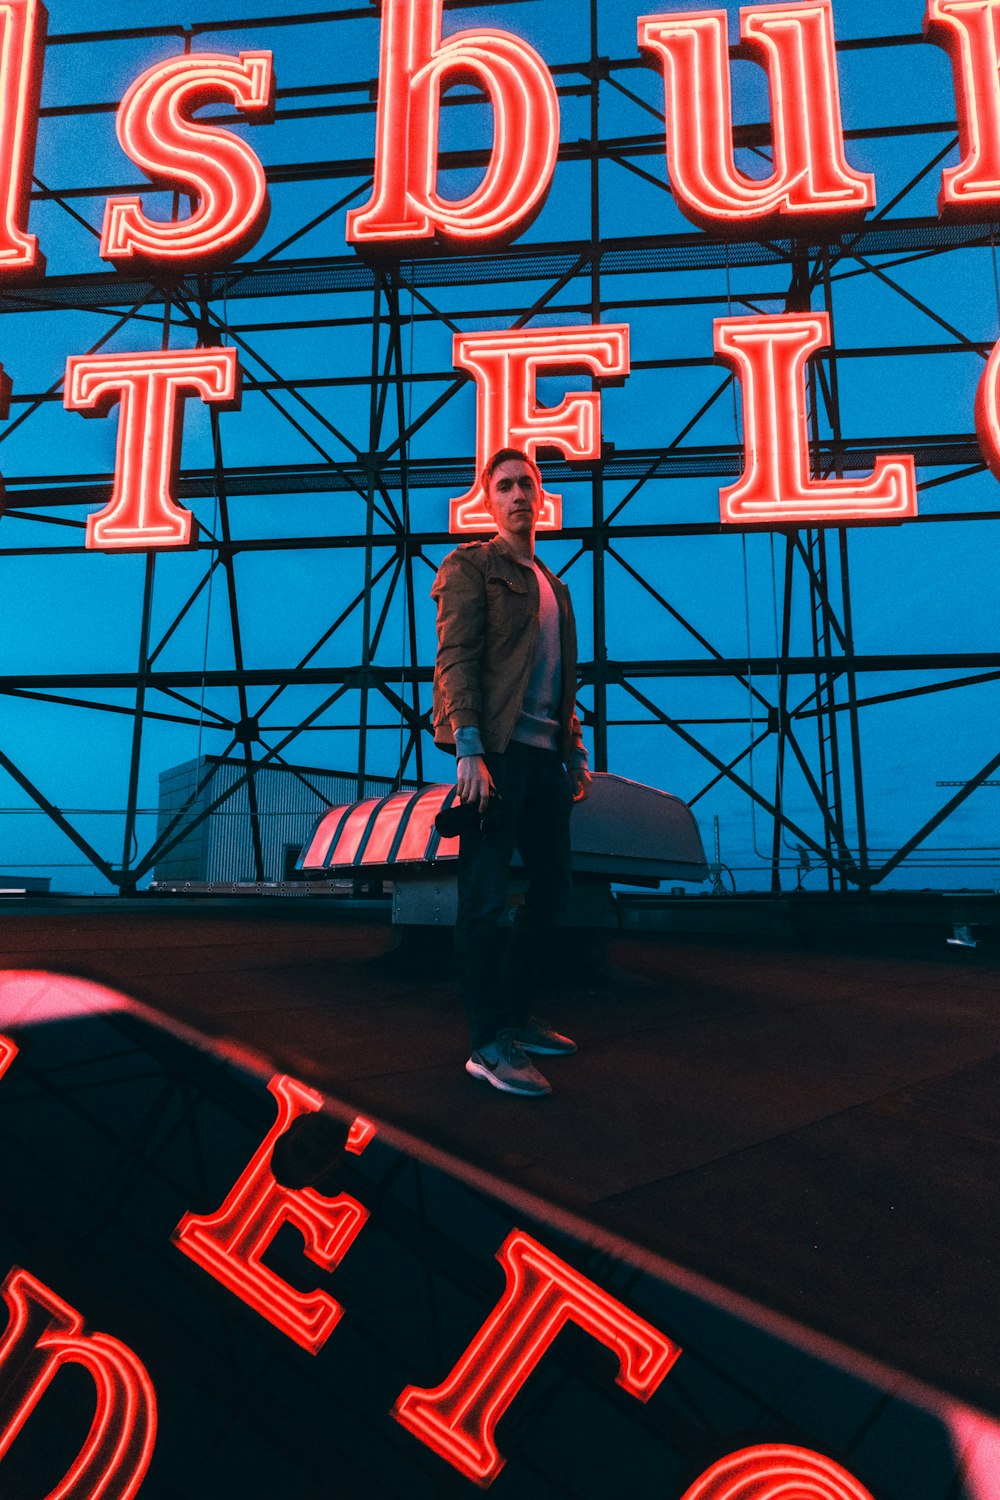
[431,535,586,762]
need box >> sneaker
[513,1017,577,1056]
[466,1030,552,1097]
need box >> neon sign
[101,51,275,268]
[638,2,874,233]
[715,312,918,524]
[166,1073,873,1494]
[677,1443,876,1498]
[6,0,1000,270]
[974,327,1000,477]
[0,1244,878,1500]
[0,967,960,1498]
[63,347,241,550]
[7,4,1000,546]
[0,1191,883,1498]
[345,0,559,249]
[393,1228,680,1484]
[0,0,45,278]
[0,1268,157,1500]
[450,324,631,532]
[924,0,1000,218]
[173,1073,373,1354]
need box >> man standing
[431,448,592,1097]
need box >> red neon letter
[101,51,274,268]
[974,333,1000,477]
[638,3,874,233]
[0,0,45,279]
[715,312,917,524]
[64,347,241,550]
[393,1228,680,1486]
[679,1443,875,1499]
[0,1035,15,1078]
[450,324,630,532]
[346,0,559,249]
[173,1074,373,1355]
[0,1267,156,1500]
[925,0,1000,219]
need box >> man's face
[484,458,541,537]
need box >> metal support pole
[195,274,265,881]
[770,537,795,893]
[802,236,852,890]
[388,276,424,787]
[358,269,383,798]
[822,248,871,891]
[839,529,870,889]
[589,0,608,771]
[118,553,156,893]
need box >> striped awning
[298,785,461,872]
[298,773,709,883]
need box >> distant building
[154,756,410,885]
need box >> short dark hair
[480,447,541,495]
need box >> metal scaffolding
[1,1,998,894]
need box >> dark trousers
[455,740,574,1049]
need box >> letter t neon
[64,347,241,551]
[393,1229,680,1485]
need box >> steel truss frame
[1,1,997,895]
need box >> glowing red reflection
[64,348,241,550]
[395,784,455,860]
[358,790,416,866]
[450,324,630,533]
[0,1267,157,1500]
[101,51,274,268]
[0,0,46,279]
[0,970,131,1027]
[346,1116,376,1154]
[173,1073,373,1354]
[0,1034,15,1078]
[328,798,382,866]
[638,2,874,234]
[946,1407,1000,1500]
[715,312,917,524]
[346,0,559,249]
[678,1442,875,1498]
[393,1228,680,1486]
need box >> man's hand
[457,754,495,814]
[568,766,592,803]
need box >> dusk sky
[1,0,997,894]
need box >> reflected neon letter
[101,51,274,267]
[0,1268,157,1500]
[65,348,241,551]
[0,0,45,278]
[0,1035,15,1078]
[346,0,559,248]
[450,324,630,532]
[173,1074,373,1355]
[925,0,1000,218]
[679,1443,875,1499]
[715,312,917,524]
[638,3,874,233]
[393,1228,680,1486]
